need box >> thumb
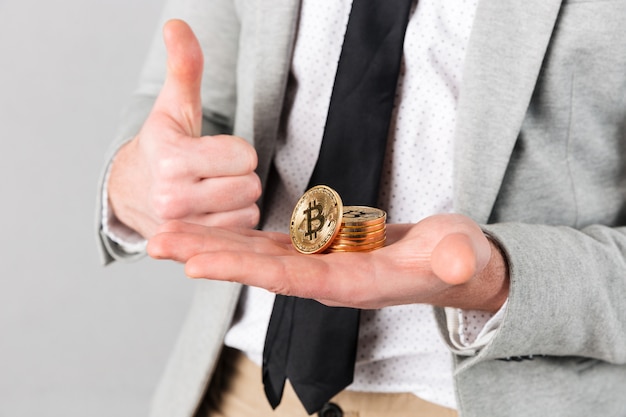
[431,232,491,285]
[153,19,204,137]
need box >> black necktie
[263,0,413,414]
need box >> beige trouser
[195,347,458,417]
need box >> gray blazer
[97,0,626,416]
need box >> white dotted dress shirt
[225,0,485,410]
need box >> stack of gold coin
[326,206,386,253]
[290,185,387,254]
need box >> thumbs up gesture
[107,20,261,239]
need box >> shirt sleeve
[444,300,508,355]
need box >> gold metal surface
[290,185,343,254]
[290,188,388,254]
[340,206,387,227]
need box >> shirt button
[318,402,343,417]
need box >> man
[98,0,626,416]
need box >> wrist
[106,138,155,239]
[478,235,510,312]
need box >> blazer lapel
[453,0,563,222]
[253,0,301,188]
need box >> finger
[184,250,377,307]
[431,232,490,285]
[147,229,236,262]
[155,173,260,217]
[174,135,259,179]
[184,251,326,298]
[152,19,204,137]
[191,205,261,229]
[147,226,292,262]
[152,199,260,228]
[155,220,291,244]
[146,135,259,205]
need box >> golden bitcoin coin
[341,206,387,227]
[337,223,386,234]
[290,185,343,254]
[327,238,386,253]
[330,235,386,248]
[333,233,387,245]
[335,227,386,239]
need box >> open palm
[147,213,508,312]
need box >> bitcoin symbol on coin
[343,208,368,219]
[290,185,343,254]
[304,200,325,240]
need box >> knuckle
[210,135,258,174]
[229,136,258,172]
[245,174,263,202]
[245,144,258,172]
[146,237,164,258]
[151,189,186,219]
[247,204,261,228]
[153,152,185,181]
[157,219,187,234]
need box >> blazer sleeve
[480,223,626,364]
[96,0,241,265]
[437,0,626,368]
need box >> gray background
[0,0,196,415]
